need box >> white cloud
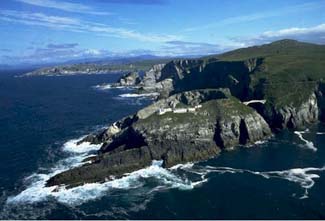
[0,10,181,43]
[183,2,324,32]
[1,10,79,25]
[262,24,325,38]
[15,0,112,15]
[233,23,325,45]
[158,40,247,57]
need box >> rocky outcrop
[254,92,319,130]
[137,64,174,97]
[112,72,141,87]
[316,82,325,122]
[46,89,272,188]
[140,64,166,86]
[217,111,271,149]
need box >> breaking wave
[118,93,159,98]
[93,84,138,90]
[6,159,204,206]
[5,132,324,208]
[6,135,203,206]
[93,84,113,90]
[62,136,102,153]
[6,136,102,205]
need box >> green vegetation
[25,57,175,76]
[201,39,325,108]
[175,102,189,108]
[137,95,254,128]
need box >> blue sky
[0,0,325,65]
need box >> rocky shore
[46,40,325,188]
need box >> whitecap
[62,137,102,153]
[170,162,194,170]
[93,84,112,90]
[294,130,317,151]
[118,93,159,98]
[6,135,104,205]
[93,84,139,90]
[254,140,267,145]
[6,152,93,204]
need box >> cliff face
[136,57,263,100]
[258,92,319,130]
[316,82,325,122]
[113,72,141,87]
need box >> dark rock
[46,146,152,188]
[113,72,141,87]
[257,92,319,130]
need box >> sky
[0,0,325,66]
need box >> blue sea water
[0,71,324,219]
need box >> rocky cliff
[112,72,141,87]
[47,89,271,187]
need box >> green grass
[199,39,325,108]
[136,94,254,129]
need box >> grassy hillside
[200,39,325,107]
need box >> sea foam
[93,84,112,90]
[6,160,201,206]
[174,164,325,199]
[93,84,138,90]
[6,134,324,207]
[62,137,102,153]
[118,93,159,98]
[294,130,317,151]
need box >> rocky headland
[46,39,325,188]
[111,72,141,87]
[23,64,120,76]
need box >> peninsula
[46,39,325,188]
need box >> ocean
[0,71,324,219]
